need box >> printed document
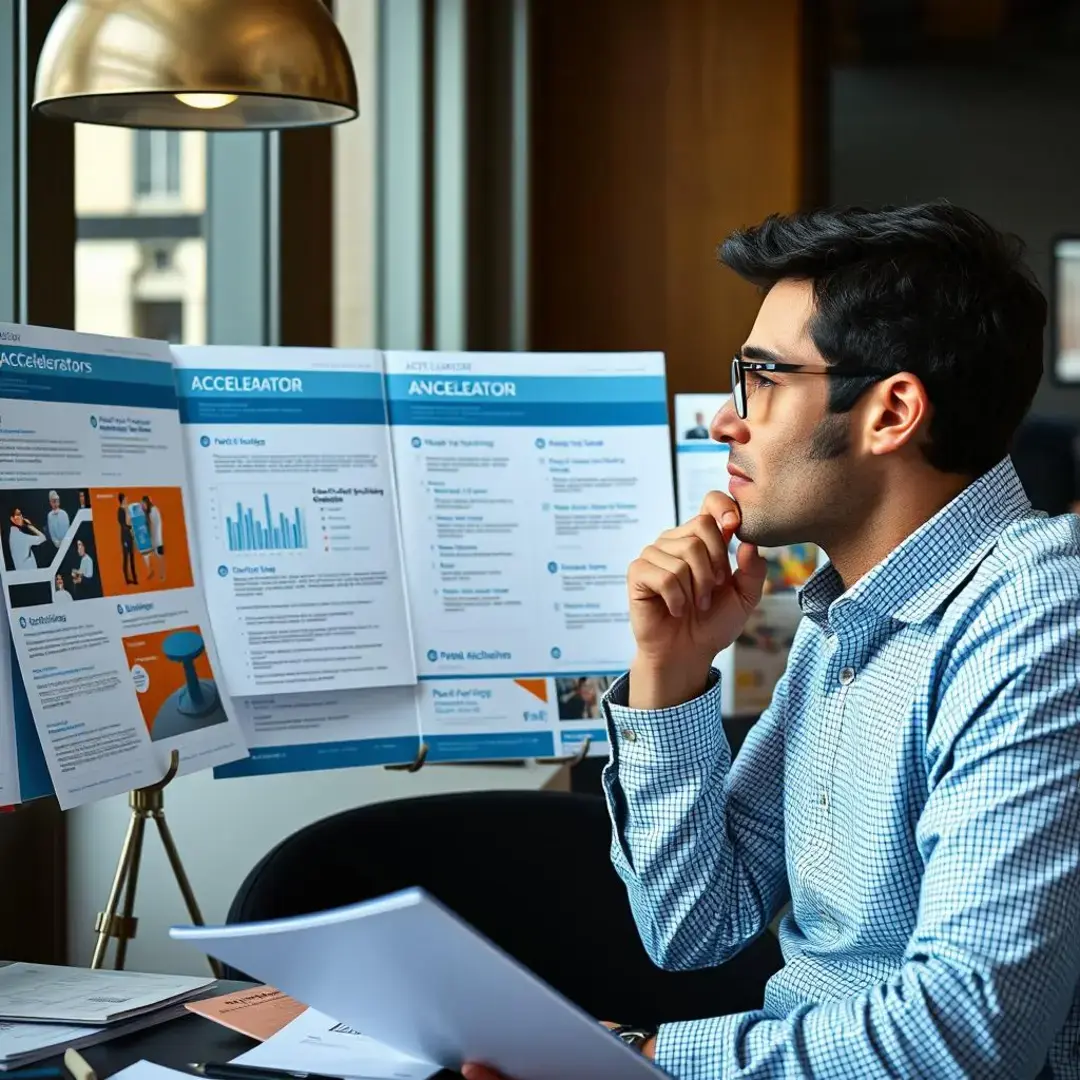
[171,887,667,1080]
[172,346,417,696]
[233,1007,435,1080]
[0,324,247,808]
[385,350,675,681]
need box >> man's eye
[748,372,774,389]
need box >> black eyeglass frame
[729,355,889,419]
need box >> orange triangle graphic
[514,678,549,703]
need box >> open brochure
[170,888,668,1080]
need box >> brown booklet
[184,985,307,1042]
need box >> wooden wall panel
[529,0,817,403]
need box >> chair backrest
[225,789,780,1027]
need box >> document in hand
[169,888,669,1080]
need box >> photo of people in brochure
[0,488,101,608]
[555,675,617,720]
[89,486,194,596]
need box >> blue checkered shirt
[602,457,1080,1079]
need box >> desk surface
[38,982,461,1080]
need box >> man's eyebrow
[739,345,787,364]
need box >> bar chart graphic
[225,493,308,553]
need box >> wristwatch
[610,1024,656,1051]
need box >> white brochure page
[172,346,417,696]
[386,351,675,679]
[0,323,248,809]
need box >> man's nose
[711,397,745,443]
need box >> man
[118,493,138,585]
[46,491,70,548]
[70,538,94,596]
[684,411,710,439]
[6,508,46,570]
[463,203,1080,1079]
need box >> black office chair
[224,789,782,1028]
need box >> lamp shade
[32,0,359,130]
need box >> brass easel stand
[90,749,222,977]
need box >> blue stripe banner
[213,735,421,777]
[422,730,556,762]
[0,374,176,410]
[388,400,667,428]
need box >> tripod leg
[153,812,223,978]
[113,812,147,970]
[91,809,142,969]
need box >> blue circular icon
[550,646,562,659]
[18,617,26,629]
[547,561,558,574]
[426,649,438,662]
[411,437,422,448]
[535,437,546,449]
[117,604,125,615]
[200,435,211,448]
[217,565,229,577]
[89,416,98,429]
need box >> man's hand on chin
[460,1021,656,1079]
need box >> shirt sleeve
[650,592,1080,1080]
[600,665,789,972]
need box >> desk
[35,982,461,1080]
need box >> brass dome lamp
[32,0,358,130]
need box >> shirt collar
[797,456,1033,627]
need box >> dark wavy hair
[719,201,1047,477]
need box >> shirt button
[839,666,855,686]
[820,791,830,810]
[621,728,637,743]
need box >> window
[134,130,181,199]
[75,125,206,343]
[133,299,184,343]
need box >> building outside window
[134,129,181,200]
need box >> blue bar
[214,736,422,777]
[423,731,556,762]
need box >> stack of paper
[0,1007,189,1071]
[0,964,214,1024]
[0,964,215,1071]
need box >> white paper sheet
[171,888,668,1080]
[171,346,417,698]
[233,1008,435,1080]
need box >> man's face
[10,509,23,527]
[49,495,59,509]
[712,279,869,548]
[77,541,85,555]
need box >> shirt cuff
[654,1011,778,1080]
[602,667,725,767]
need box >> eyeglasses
[729,355,888,419]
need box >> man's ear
[864,373,930,457]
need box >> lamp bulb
[174,93,238,110]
